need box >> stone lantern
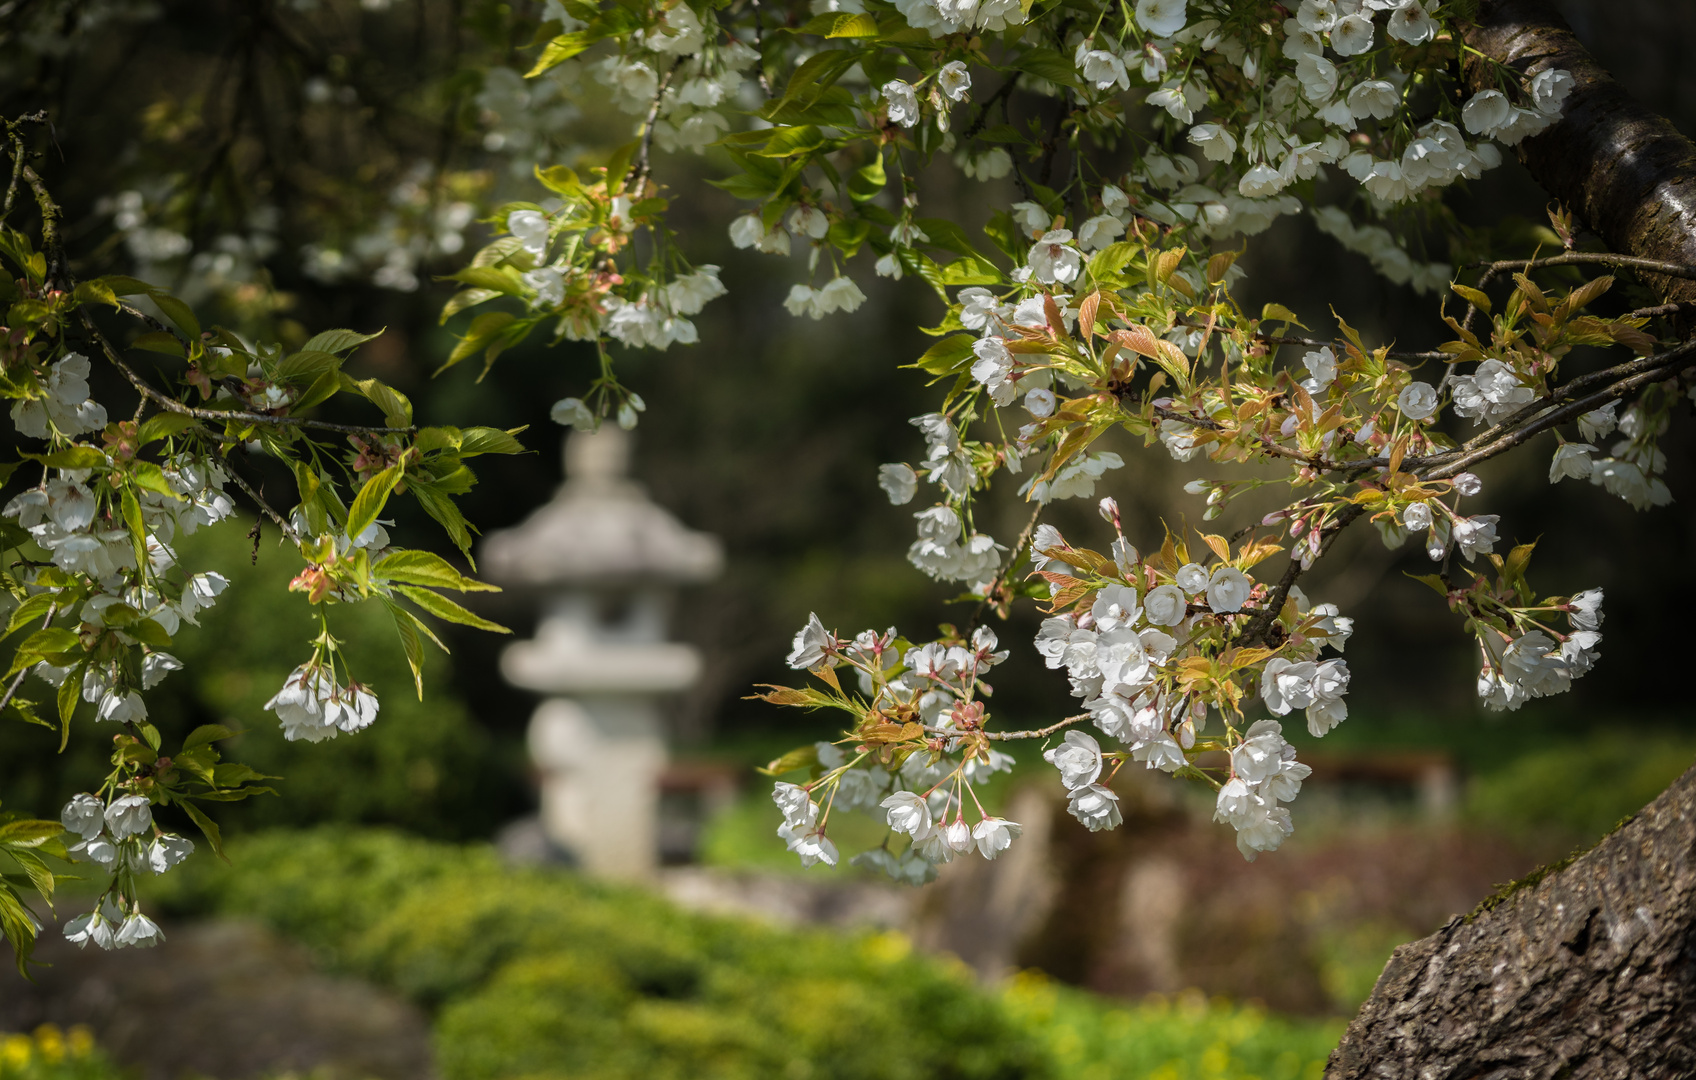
[481,426,722,879]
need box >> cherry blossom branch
[1423,343,1696,480]
[2,114,67,289]
[962,77,1019,141]
[1262,334,1449,364]
[1468,252,1696,282]
[221,464,302,545]
[1237,504,1366,649]
[81,313,416,437]
[631,57,686,194]
[924,712,1090,742]
[967,501,1044,630]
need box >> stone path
[0,919,434,1080]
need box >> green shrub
[159,828,1340,1080]
[1005,979,1343,1080]
[1468,734,1696,841]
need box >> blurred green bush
[155,827,1342,1080]
[1467,733,1696,842]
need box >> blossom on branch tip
[972,816,1022,859]
[1026,231,1082,285]
[1134,0,1187,37]
[1206,567,1252,613]
[1143,585,1188,627]
[883,80,920,127]
[787,613,837,670]
[1397,381,1438,420]
[879,464,918,505]
[61,794,105,841]
[104,795,152,839]
[1044,730,1105,790]
[937,61,972,101]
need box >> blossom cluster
[764,616,1023,881]
[58,792,192,950]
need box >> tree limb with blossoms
[6,0,1696,1064]
[0,111,524,970]
[447,0,1686,882]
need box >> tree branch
[221,463,301,545]
[1461,0,1696,323]
[1469,251,1696,282]
[81,312,417,437]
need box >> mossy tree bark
[1327,5,1696,1073]
[1327,761,1696,1078]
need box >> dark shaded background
[0,0,1691,841]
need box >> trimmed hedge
[156,828,1341,1080]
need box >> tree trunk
[1327,11,1696,1071]
[1326,761,1696,1078]
[1460,0,1696,310]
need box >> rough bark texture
[1327,761,1696,1078]
[1461,0,1696,309]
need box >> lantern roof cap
[481,427,722,587]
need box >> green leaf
[24,446,107,471]
[15,627,80,660]
[383,599,429,699]
[407,479,476,557]
[293,370,342,413]
[823,11,879,36]
[4,846,54,900]
[455,427,528,457]
[347,465,405,542]
[72,280,120,309]
[138,412,199,445]
[395,584,511,633]
[1088,241,1141,281]
[56,666,79,751]
[1405,572,1451,597]
[0,883,40,976]
[126,618,172,649]
[179,801,227,862]
[149,292,202,340]
[527,30,597,77]
[1014,47,1085,90]
[97,275,156,296]
[127,462,181,499]
[848,154,887,203]
[705,173,779,201]
[374,550,499,592]
[441,311,518,374]
[7,593,56,636]
[352,377,413,429]
[274,349,344,383]
[906,333,977,377]
[0,819,61,846]
[301,328,383,355]
[440,288,501,324]
[1260,302,1308,329]
[449,266,527,295]
[120,488,148,572]
[1450,283,1491,315]
[129,331,186,358]
[753,125,825,159]
[605,138,640,194]
[184,724,236,751]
